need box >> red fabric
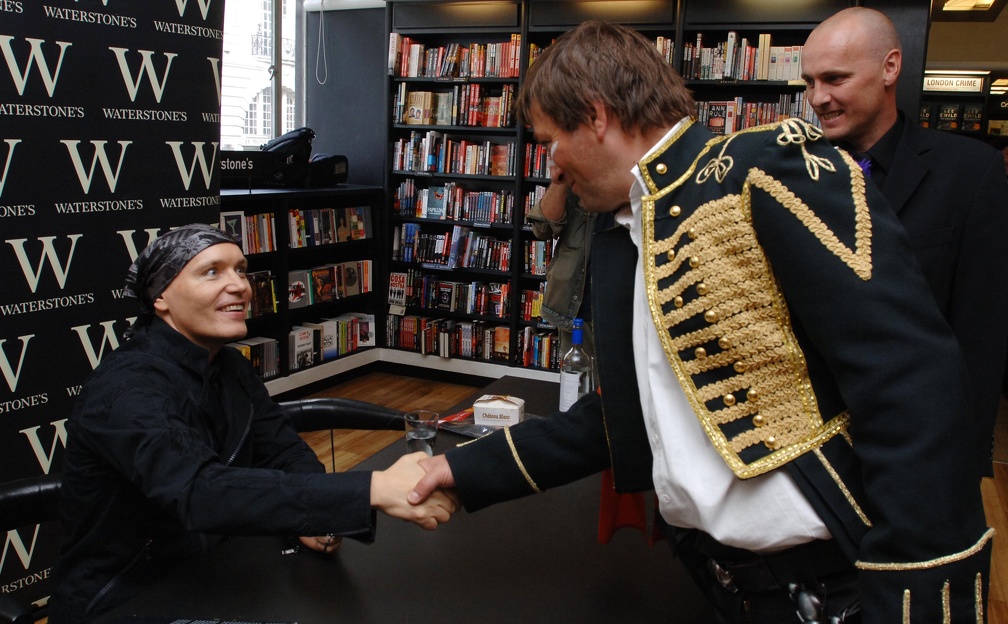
[597,468,647,544]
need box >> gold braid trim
[975,573,984,624]
[775,119,836,181]
[747,168,873,281]
[943,581,952,624]
[504,426,540,493]
[638,119,698,194]
[856,528,995,571]
[812,445,871,526]
[903,589,912,624]
[641,189,847,477]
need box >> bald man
[803,7,1008,479]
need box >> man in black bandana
[49,224,458,624]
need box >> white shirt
[615,122,831,552]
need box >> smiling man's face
[154,242,251,356]
[801,17,900,152]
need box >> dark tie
[855,153,873,178]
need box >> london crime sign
[923,74,985,93]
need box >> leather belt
[671,527,855,595]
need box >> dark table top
[98,376,713,623]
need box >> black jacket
[876,114,1008,476]
[49,318,375,623]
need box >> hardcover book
[247,270,276,318]
[310,266,336,303]
[287,270,311,309]
[340,260,362,297]
[219,211,247,252]
[960,103,983,133]
[936,102,962,131]
[426,185,447,220]
[344,312,377,347]
[405,90,426,124]
[490,144,511,177]
[388,271,408,307]
[289,326,317,370]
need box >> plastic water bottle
[558,318,594,411]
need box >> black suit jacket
[877,116,1008,475]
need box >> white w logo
[109,48,177,104]
[61,140,131,194]
[116,228,163,263]
[174,0,214,19]
[6,234,82,292]
[18,419,68,475]
[0,334,33,394]
[0,37,71,97]
[167,141,218,191]
[1,527,42,574]
[71,320,129,370]
[207,57,221,106]
[0,138,19,197]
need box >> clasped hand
[371,452,459,530]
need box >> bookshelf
[384,0,559,374]
[220,185,385,395]
[920,70,991,137]
[680,0,850,133]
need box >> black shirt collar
[863,111,903,182]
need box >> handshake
[371,452,458,530]
[298,453,456,554]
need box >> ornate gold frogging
[640,118,871,478]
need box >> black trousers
[666,525,861,624]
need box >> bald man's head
[801,7,902,152]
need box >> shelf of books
[220,185,384,395]
[385,0,562,377]
[920,71,991,138]
[682,30,820,134]
[679,0,849,134]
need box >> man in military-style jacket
[410,21,992,623]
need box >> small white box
[472,394,525,427]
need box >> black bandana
[124,223,239,313]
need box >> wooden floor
[305,372,1008,622]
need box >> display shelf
[221,185,384,385]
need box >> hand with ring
[298,533,343,554]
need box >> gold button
[704,310,718,323]
[746,389,758,402]
[734,361,747,373]
[667,249,675,261]
[656,163,668,175]
[670,205,682,217]
[718,337,732,349]
[753,414,765,427]
[724,393,736,407]
[696,283,708,296]
[689,256,700,267]
[688,227,697,239]
[765,436,777,450]
[674,296,684,308]
[695,347,707,359]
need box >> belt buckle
[707,558,739,593]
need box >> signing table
[98,377,713,623]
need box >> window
[221,0,298,150]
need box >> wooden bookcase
[221,185,385,395]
